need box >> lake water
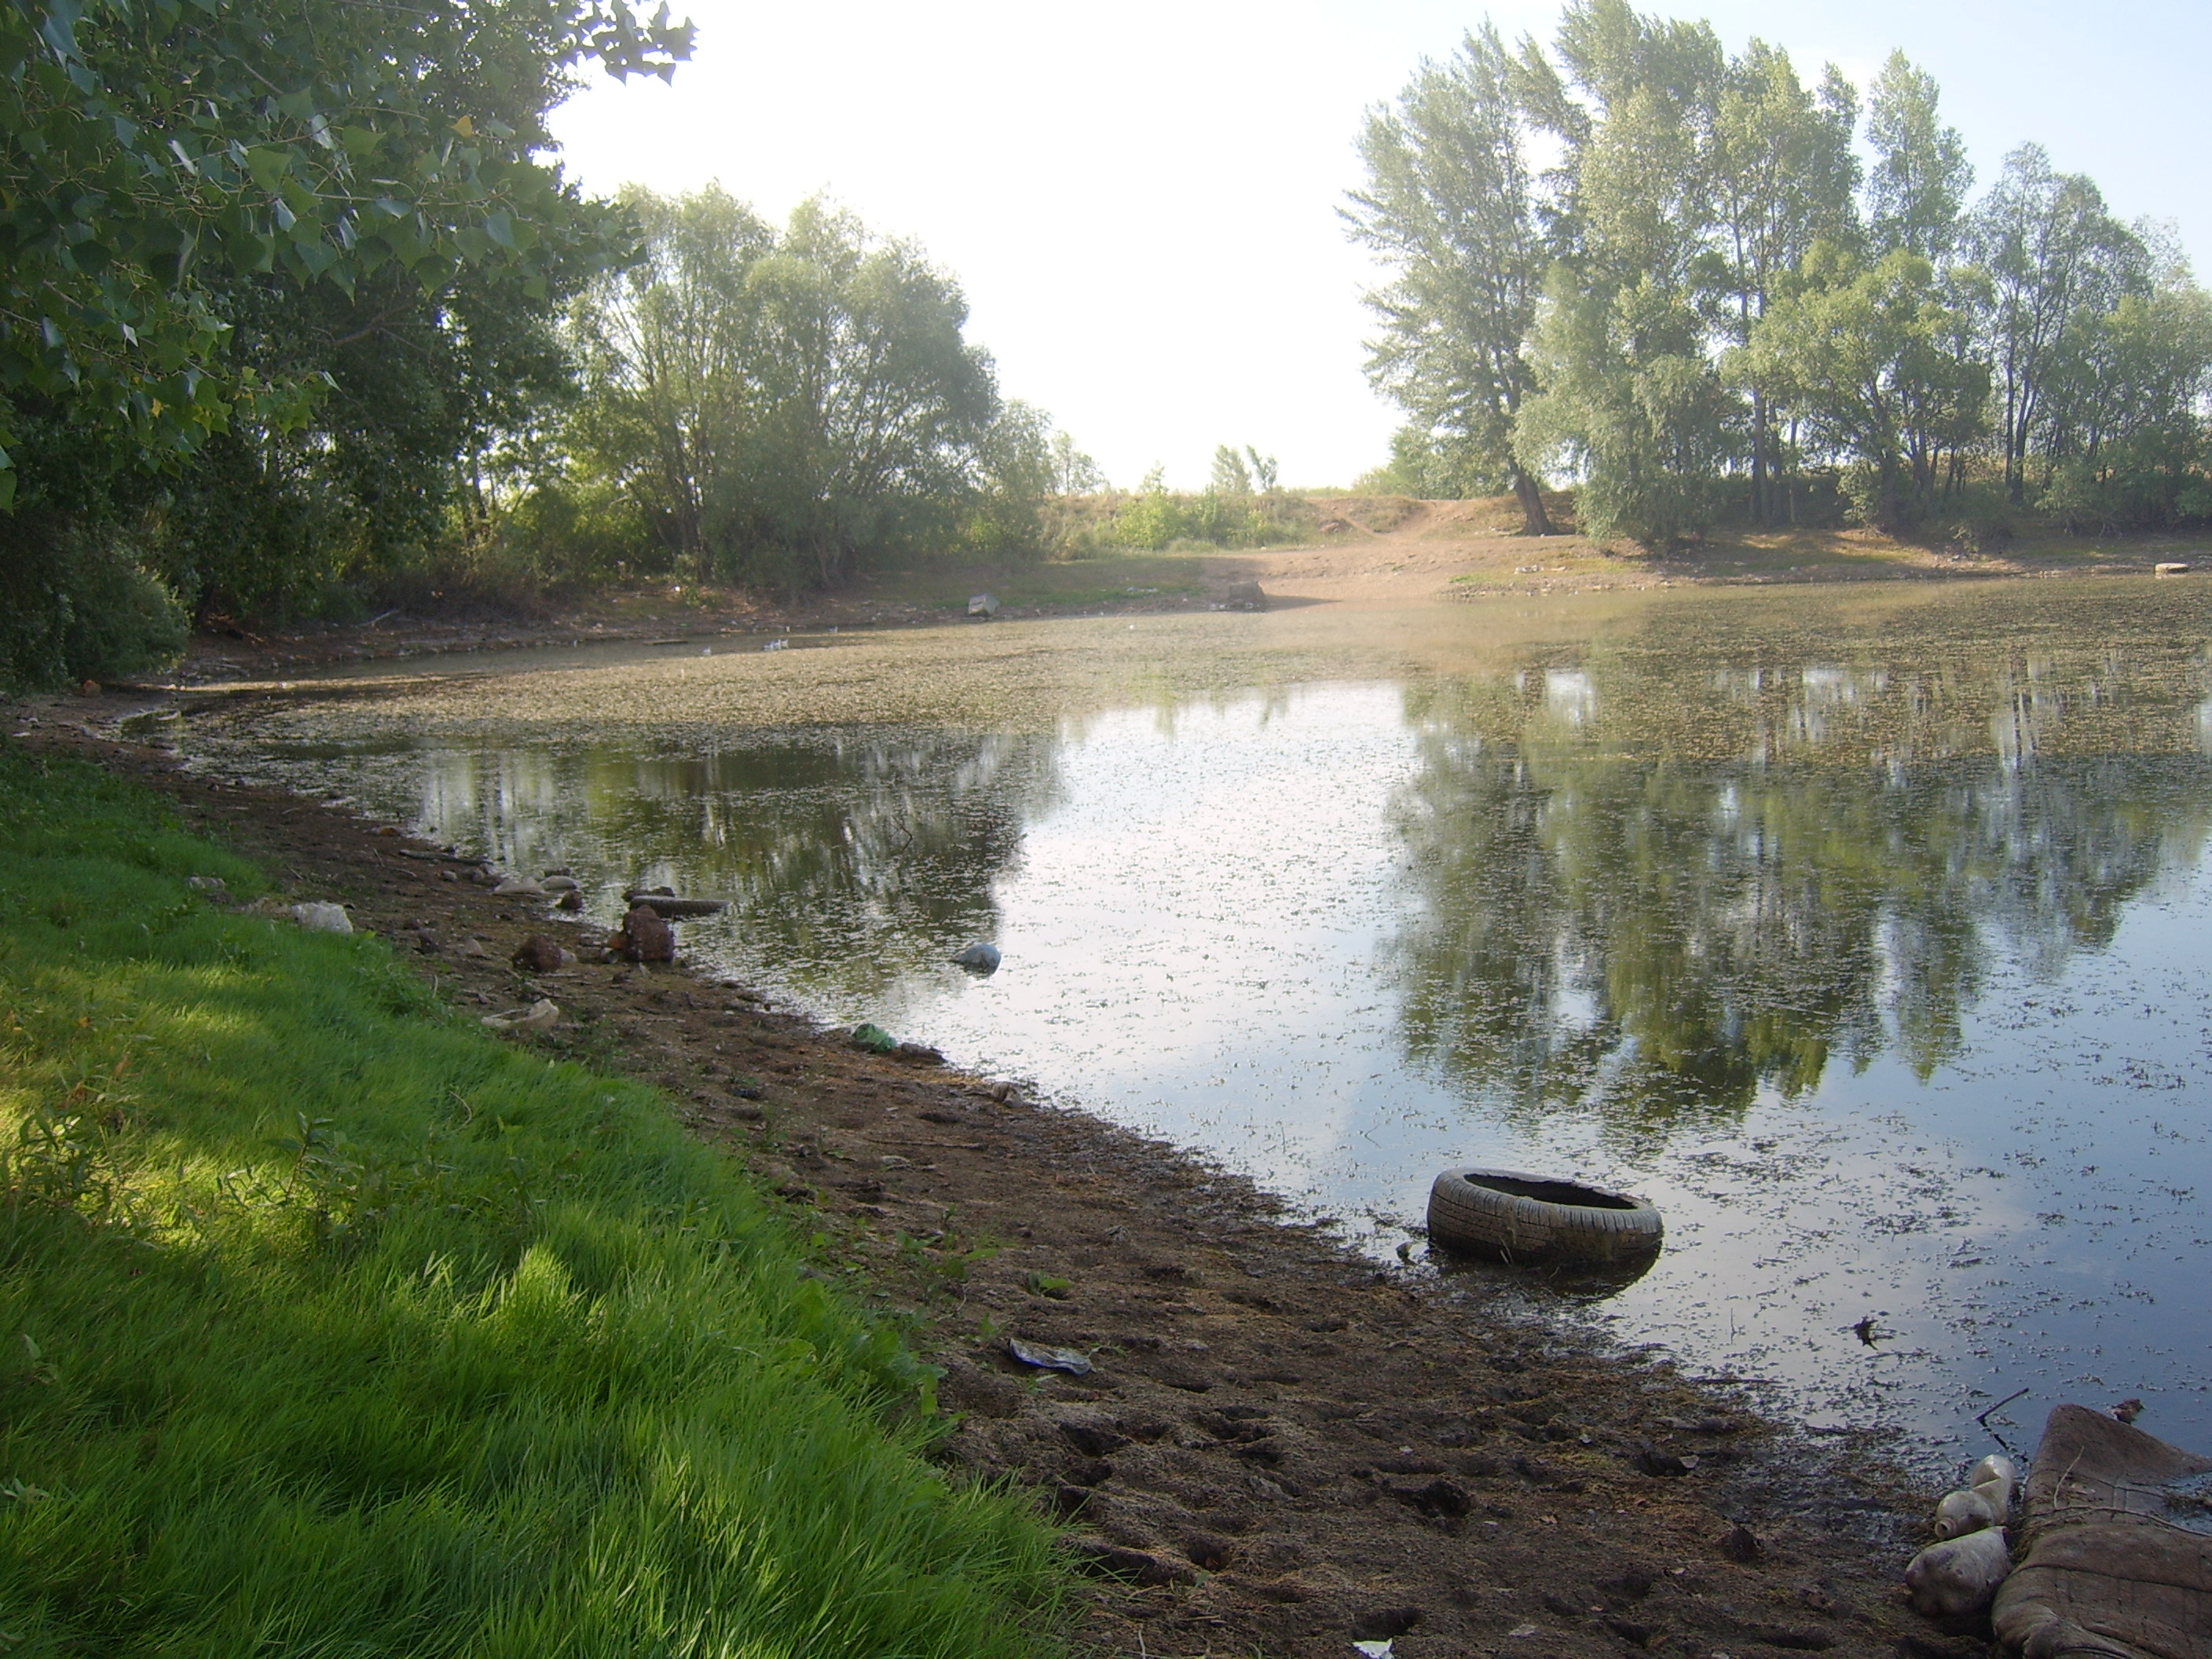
[159,580,2212,1463]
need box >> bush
[0,518,188,691]
[1940,483,2016,555]
[490,474,662,588]
[1107,468,1314,551]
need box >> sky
[546,2,2212,490]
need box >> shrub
[0,518,188,691]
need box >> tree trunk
[1510,467,1554,537]
[1749,390,1769,526]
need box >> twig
[1976,1386,2031,1429]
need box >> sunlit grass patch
[0,747,1063,1657]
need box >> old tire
[1426,1167,1662,1267]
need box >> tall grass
[0,748,1063,1657]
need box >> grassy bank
[0,747,1063,1656]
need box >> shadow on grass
[0,746,1064,1658]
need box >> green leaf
[243,145,288,195]
[36,0,83,63]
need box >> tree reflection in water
[1389,648,2212,1145]
[413,727,1063,1004]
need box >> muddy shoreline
[140,522,2195,692]
[10,701,1968,1659]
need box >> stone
[608,905,676,963]
[1218,579,1267,610]
[511,935,573,974]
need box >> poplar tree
[1706,43,1859,523]
[1514,0,1735,548]
[1866,51,1973,262]
[1343,23,1556,533]
[1968,147,2144,503]
[1741,247,1987,531]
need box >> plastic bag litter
[291,902,353,934]
[849,1023,898,1054]
[1353,1644,1393,1659]
[952,941,1002,972]
[1904,1526,2011,1617]
[1007,1337,1091,1375]
[482,998,559,1034]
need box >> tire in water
[1425,1166,1663,1267]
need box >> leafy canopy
[0,0,692,505]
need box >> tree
[570,185,775,564]
[1968,146,2147,504]
[0,0,690,502]
[1519,267,1737,548]
[1049,432,1105,496]
[1210,445,1253,496]
[1359,424,1497,497]
[1514,0,1736,548]
[738,202,999,584]
[1343,23,1556,533]
[0,0,690,684]
[2036,273,2212,529]
[1741,247,1987,531]
[574,189,1002,588]
[1705,41,1859,522]
[1866,51,1972,262]
[965,398,1057,555]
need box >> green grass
[0,747,1064,1657]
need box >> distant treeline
[9,0,2210,689]
[1346,0,2212,548]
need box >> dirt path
[7,703,1978,1659]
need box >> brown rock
[608,904,676,962]
[512,934,571,973]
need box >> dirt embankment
[7,701,1972,1659]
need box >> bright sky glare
[547,2,2212,491]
